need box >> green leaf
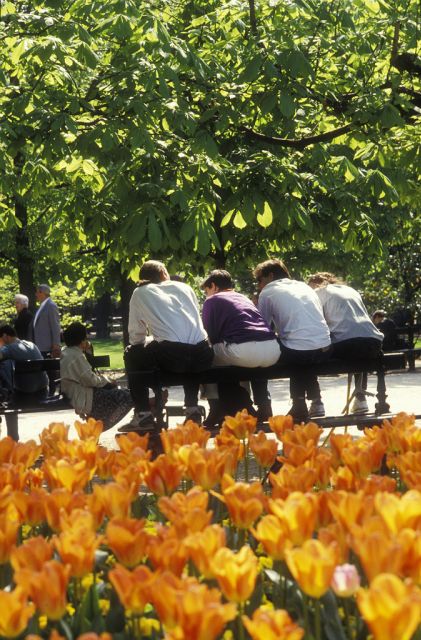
[239,55,263,83]
[76,42,98,69]
[180,216,196,242]
[257,201,273,228]
[113,14,132,39]
[233,211,247,229]
[380,104,405,128]
[279,93,295,117]
[287,50,313,78]
[148,214,162,250]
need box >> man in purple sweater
[201,270,280,426]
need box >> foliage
[0,0,420,298]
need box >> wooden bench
[127,352,409,430]
[0,355,110,441]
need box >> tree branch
[239,124,353,149]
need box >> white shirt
[258,279,331,351]
[128,280,208,345]
[315,284,383,343]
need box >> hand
[51,344,61,358]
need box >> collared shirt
[33,298,48,326]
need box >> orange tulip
[219,475,265,529]
[311,449,334,488]
[374,490,421,534]
[270,464,317,499]
[161,421,210,454]
[341,439,386,478]
[0,588,34,638]
[281,422,322,448]
[109,563,155,614]
[10,535,53,572]
[93,481,136,518]
[144,454,183,496]
[0,512,20,563]
[327,491,374,532]
[42,457,91,492]
[268,415,294,439]
[113,462,145,494]
[54,512,102,578]
[185,524,226,579]
[329,433,354,467]
[116,431,150,455]
[285,539,337,598]
[162,576,237,640]
[0,462,28,491]
[318,522,350,565]
[211,545,258,603]
[21,488,48,526]
[268,493,318,546]
[278,441,316,467]
[330,465,358,491]
[9,440,42,468]
[358,474,397,495]
[251,514,291,560]
[147,525,188,576]
[158,487,211,536]
[39,422,69,457]
[44,488,87,531]
[178,445,232,490]
[106,517,149,567]
[0,436,16,463]
[243,607,304,640]
[75,417,103,442]
[357,573,421,640]
[249,431,278,469]
[350,525,406,582]
[222,410,257,440]
[94,447,118,480]
[55,439,98,472]
[15,560,70,620]
[150,571,183,628]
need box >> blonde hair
[307,272,343,288]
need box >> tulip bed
[1,411,421,640]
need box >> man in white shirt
[124,260,213,432]
[254,258,331,422]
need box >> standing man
[33,284,61,394]
[124,260,213,433]
[14,294,33,340]
[254,258,331,422]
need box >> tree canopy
[0,0,419,309]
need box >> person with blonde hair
[307,272,383,414]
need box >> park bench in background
[393,324,421,371]
[0,355,110,441]
[127,351,409,431]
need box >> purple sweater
[202,291,276,345]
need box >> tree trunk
[94,293,112,338]
[14,153,36,310]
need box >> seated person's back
[0,323,48,399]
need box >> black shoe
[183,406,205,425]
[287,400,309,423]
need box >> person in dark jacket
[14,294,33,341]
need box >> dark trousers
[332,338,383,399]
[279,343,331,401]
[124,340,213,412]
[41,351,57,395]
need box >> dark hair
[253,259,291,281]
[201,270,233,290]
[63,322,87,347]
[307,272,343,287]
[0,323,16,337]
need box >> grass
[91,337,125,369]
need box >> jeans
[124,340,214,412]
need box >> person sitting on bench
[201,269,281,427]
[124,260,214,433]
[0,323,48,405]
[60,322,133,430]
[308,272,383,415]
[254,259,331,423]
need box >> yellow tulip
[374,490,421,534]
[42,457,91,492]
[211,545,258,603]
[285,539,337,598]
[357,573,421,640]
[0,588,34,638]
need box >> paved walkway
[5,366,420,448]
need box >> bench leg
[5,413,19,441]
[375,370,390,415]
